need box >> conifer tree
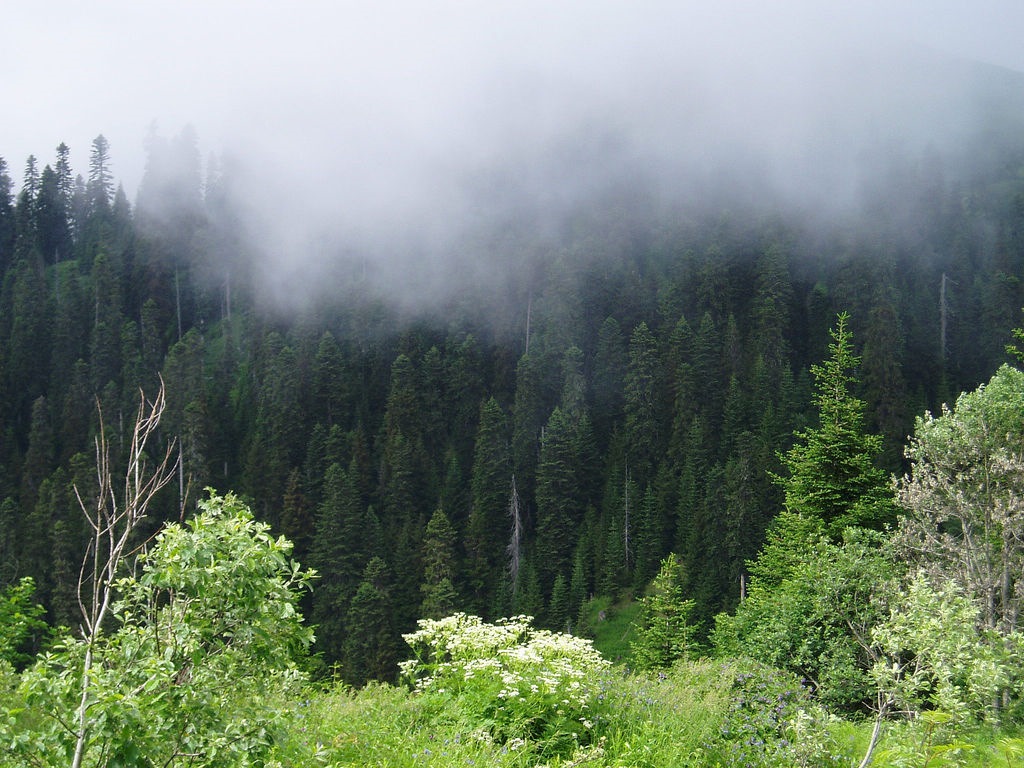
[20,396,54,514]
[624,322,661,485]
[4,258,50,418]
[592,317,627,447]
[631,553,697,670]
[311,331,350,428]
[344,557,400,685]
[512,352,547,501]
[87,135,113,217]
[0,157,16,267]
[547,572,570,631]
[466,397,511,614]
[444,333,485,465]
[36,165,71,263]
[309,463,367,663]
[279,468,313,561]
[419,507,459,619]
[632,485,664,590]
[0,497,19,587]
[775,312,895,538]
[535,405,596,595]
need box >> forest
[2,62,1024,763]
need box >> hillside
[2,52,1024,686]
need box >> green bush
[710,658,850,768]
[4,492,316,768]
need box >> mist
[6,2,1024,316]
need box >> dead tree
[71,381,178,768]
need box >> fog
[5,2,1024,312]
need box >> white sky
[3,1,1023,196]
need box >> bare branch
[70,380,178,768]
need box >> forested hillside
[2,88,1024,686]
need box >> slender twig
[70,382,177,768]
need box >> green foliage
[897,364,1024,635]
[714,527,898,711]
[420,506,459,620]
[0,577,46,669]
[3,491,315,767]
[5,131,1024,702]
[577,594,642,661]
[711,659,849,768]
[400,613,610,758]
[284,660,741,768]
[630,553,697,671]
[775,312,895,536]
[870,572,1013,726]
[343,556,402,686]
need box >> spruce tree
[630,554,697,671]
[774,312,895,538]
[309,463,367,664]
[344,557,400,686]
[466,397,511,614]
[624,322,661,485]
[419,507,459,619]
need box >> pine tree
[751,242,793,374]
[3,258,50,422]
[535,406,593,595]
[36,165,71,263]
[623,322,661,485]
[631,485,664,590]
[466,397,511,614]
[89,251,123,394]
[0,497,20,587]
[19,396,54,514]
[592,316,627,447]
[0,157,16,268]
[18,155,39,228]
[309,463,369,664]
[512,352,547,502]
[87,135,114,217]
[444,334,485,466]
[861,293,909,469]
[311,331,350,428]
[344,557,401,686]
[547,572,570,632]
[419,507,459,619]
[280,468,314,561]
[774,312,896,538]
[630,554,697,671]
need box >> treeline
[1,128,1023,683]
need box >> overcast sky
[4,1,1024,312]
[4,1,1023,195]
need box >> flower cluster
[401,614,609,755]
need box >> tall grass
[269,657,1022,767]
[271,659,849,767]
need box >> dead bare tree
[71,382,178,768]
[507,474,524,596]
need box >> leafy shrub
[0,577,47,669]
[4,492,316,768]
[713,526,897,712]
[400,613,610,758]
[712,659,849,768]
[870,572,1012,726]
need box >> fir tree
[419,506,459,619]
[344,557,400,686]
[630,554,697,671]
[774,312,896,538]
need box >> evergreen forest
[4,59,1024,765]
